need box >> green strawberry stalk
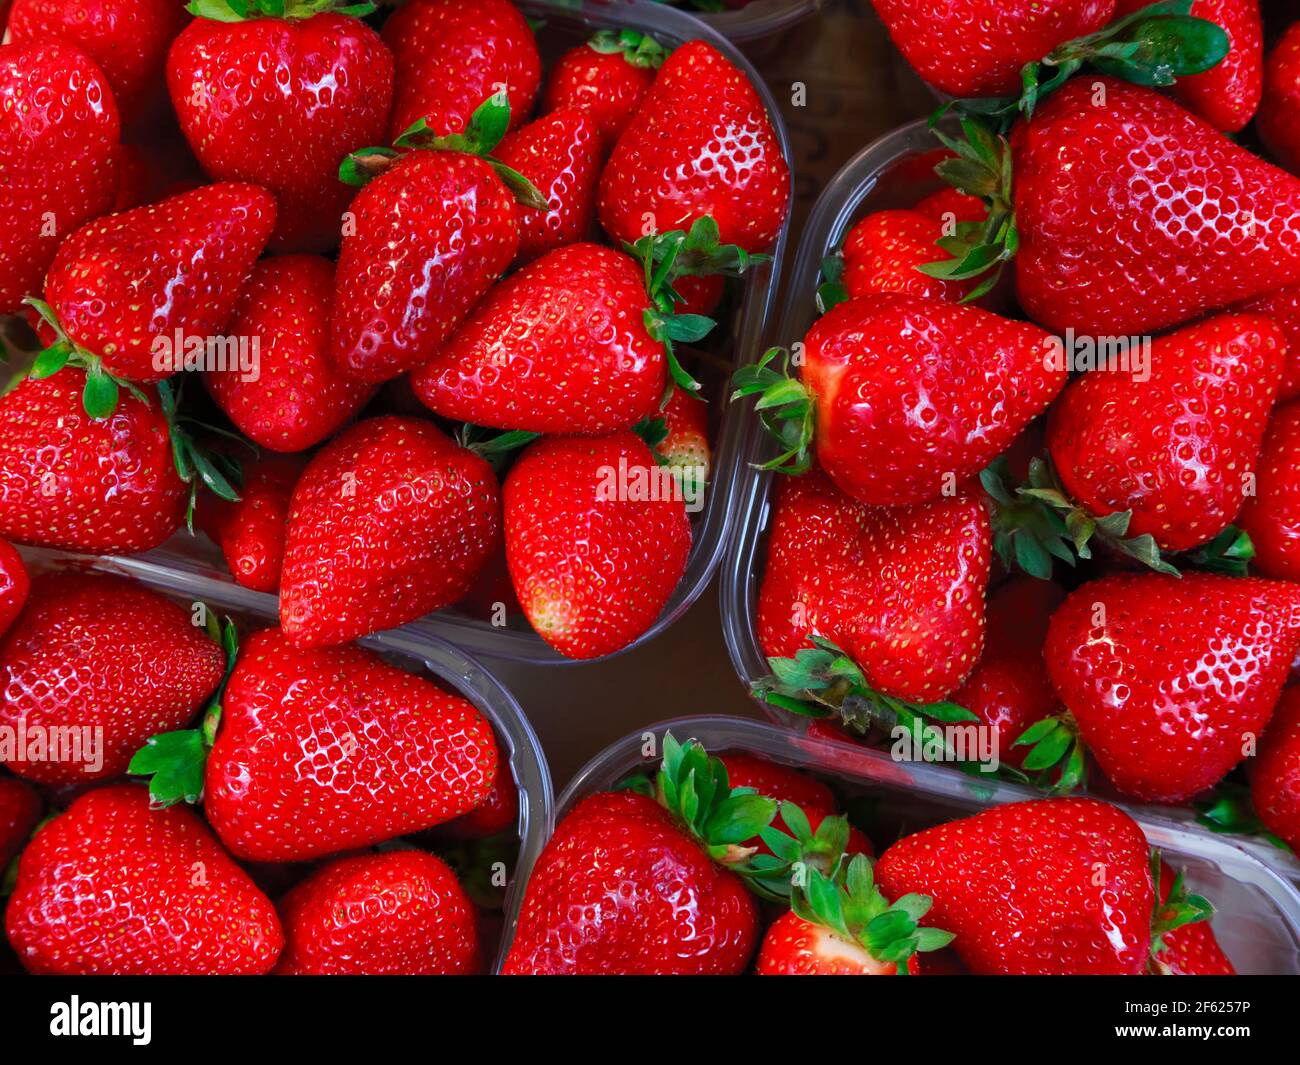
[128,613,240,807]
[455,424,542,475]
[1148,851,1215,974]
[1010,712,1088,795]
[748,802,854,902]
[186,0,378,22]
[158,378,249,528]
[1194,782,1294,852]
[729,346,815,475]
[587,27,667,69]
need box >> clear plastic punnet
[555,715,1300,975]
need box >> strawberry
[1258,20,1300,173]
[1250,685,1300,854]
[7,0,187,122]
[599,40,790,253]
[1238,401,1300,581]
[1151,858,1235,975]
[0,774,39,870]
[874,797,1155,975]
[1115,0,1262,131]
[494,108,602,263]
[1232,282,1300,400]
[169,3,394,254]
[503,737,775,975]
[203,255,373,452]
[502,433,692,660]
[0,374,186,553]
[837,209,977,304]
[0,537,29,637]
[5,784,283,975]
[39,182,276,386]
[673,273,725,318]
[383,0,540,143]
[0,573,225,785]
[754,468,991,707]
[440,765,518,840]
[653,386,711,493]
[734,293,1065,508]
[541,30,664,149]
[913,187,987,225]
[279,416,501,648]
[0,40,120,316]
[199,453,301,594]
[275,850,479,975]
[1044,572,1300,802]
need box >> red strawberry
[673,273,725,318]
[330,150,518,383]
[1152,858,1236,975]
[1258,20,1300,173]
[1232,282,1300,400]
[0,573,225,784]
[541,30,664,149]
[494,108,602,263]
[1045,572,1300,802]
[0,375,186,553]
[869,0,1116,97]
[503,433,692,660]
[42,182,276,384]
[204,255,373,452]
[913,186,987,225]
[5,784,283,975]
[1044,313,1284,553]
[839,209,975,303]
[654,387,712,492]
[168,6,394,253]
[200,453,301,594]
[8,0,186,121]
[599,40,790,253]
[736,293,1065,507]
[0,537,29,637]
[1250,684,1300,854]
[440,765,518,840]
[280,417,501,648]
[756,468,991,706]
[1012,78,1300,336]
[875,797,1154,975]
[1116,0,1261,131]
[193,628,498,862]
[383,0,540,142]
[0,774,39,869]
[275,850,478,975]
[0,40,120,316]
[1237,400,1300,581]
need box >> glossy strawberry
[1045,572,1300,802]
[330,150,518,383]
[0,40,120,316]
[1232,282,1300,400]
[875,797,1154,975]
[204,255,373,452]
[0,375,186,553]
[200,628,498,862]
[43,182,276,383]
[913,186,987,225]
[200,453,301,595]
[503,433,691,660]
[1258,20,1300,172]
[440,766,518,840]
[280,417,501,648]
[168,7,394,253]
[5,784,283,975]
[275,850,479,975]
[1237,401,1300,581]
[383,0,540,142]
[0,537,29,638]
[1250,685,1300,854]
[541,30,663,148]
[654,387,712,492]
[840,209,975,303]
[1152,859,1236,975]
[599,40,790,253]
[0,774,39,869]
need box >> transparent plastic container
[718,118,1300,886]
[556,715,1300,975]
[14,546,555,975]
[658,0,824,42]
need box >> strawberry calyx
[339,92,548,210]
[730,346,815,475]
[1149,851,1215,970]
[1011,713,1088,794]
[630,415,673,470]
[186,0,377,22]
[456,424,540,475]
[816,255,849,314]
[157,378,248,529]
[1194,782,1294,852]
[128,613,239,808]
[586,28,667,69]
[747,802,855,902]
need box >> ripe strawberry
[869,0,1117,97]
[5,784,283,975]
[41,182,276,384]
[653,387,712,492]
[1258,21,1300,172]
[204,255,373,452]
[494,108,601,263]
[875,797,1154,974]
[169,4,394,253]
[0,573,225,785]
[673,273,725,317]
[1232,282,1300,400]
[838,209,976,303]
[280,417,501,648]
[275,850,479,975]
[1151,858,1235,975]
[1238,401,1300,581]
[0,537,29,637]
[0,375,186,553]
[503,737,774,975]
[383,0,540,142]
[1250,685,1300,854]
[755,468,991,706]
[735,293,1065,507]
[542,30,664,149]
[0,774,39,869]
[1045,572,1300,802]
[913,186,987,225]
[502,433,692,660]
[199,453,301,594]
[0,40,120,316]
[440,765,518,840]
[8,0,187,122]
[599,40,790,253]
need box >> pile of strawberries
[740,0,1300,877]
